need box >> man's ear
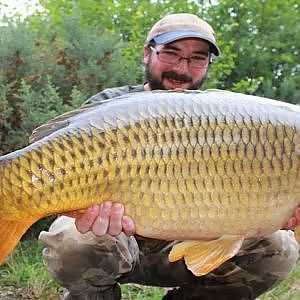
[143,44,151,64]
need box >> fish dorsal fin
[29,119,69,144]
[29,99,114,143]
[169,235,244,276]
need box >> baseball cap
[146,13,220,56]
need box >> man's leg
[40,217,298,300]
[124,231,298,300]
[38,216,139,300]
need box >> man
[39,13,300,300]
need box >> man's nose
[172,58,189,74]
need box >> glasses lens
[153,46,209,69]
[158,52,178,64]
[189,58,208,68]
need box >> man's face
[144,38,210,90]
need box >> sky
[0,0,43,20]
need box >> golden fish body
[1,89,300,275]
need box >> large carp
[0,90,300,276]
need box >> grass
[259,263,300,300]
[0,239,300,299]
[0,239,61,299]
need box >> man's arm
[83,85,144,105]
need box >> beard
[144,63,207,90]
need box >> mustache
[162,71,192,83]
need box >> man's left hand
[283,206,300,230]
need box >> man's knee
[162,230,299,300]
[203,230,299,299]
[241,230,299,280]
[39,216,138,293]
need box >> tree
[34,0,299,101]
[0,10,136,153]
[207,0,300,101]
[1,0,299,154]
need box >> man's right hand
[75,201,135,236]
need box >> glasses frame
[149,46,211,69]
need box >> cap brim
[152,30,220,56]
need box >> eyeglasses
[150,46,210,69]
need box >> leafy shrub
[0,12,139,154]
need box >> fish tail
[0,219,35,265]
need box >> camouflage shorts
[39,216,299,300]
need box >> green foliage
[0,0,298,156]
[0,9,137,154]
[13,78,65,146]
[0,239,62,299]
[121,284,165,300]
[36,0,210,83]
[32,0,299,102]
[42,7,138,97]
[207,0,300,100]
[0,19,41,83]
[0,76,83,153]
[0,81,14,151]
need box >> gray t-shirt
[83,85,145,105]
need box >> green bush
[0,12,139,154]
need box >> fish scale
[0,90,300,276]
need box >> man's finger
[75,205,99,233]
[108,203,124,236]
[92,201,112,236]
[295,207,300,220]
[285,217,297,230]
[122,215,136,236]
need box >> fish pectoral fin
[169,235,244,277]
[0,219,35,265]
[168,240,201,262]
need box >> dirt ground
[0,286,60,300]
